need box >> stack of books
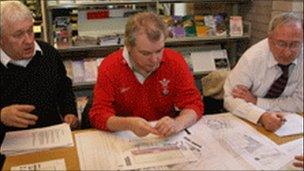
[163,14,242,38]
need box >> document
[11,158,66,171]
[167,130,255,170]
[189,113,291,170]
[275,113,303,137]
[75,130,197,170]
[0,123,74,156]
[279,138,303,170]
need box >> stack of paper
[0,123,74,156]
[75,131,198,170]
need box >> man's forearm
[175,109,198,131]
[106,116,132,132]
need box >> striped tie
[264,64,291,98]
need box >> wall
[241,0,303,45]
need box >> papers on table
[0,123,74,156]
[11,158,66,171]
[187,113,292,170]
[279,138,304,170]
[75,113,302,170]
[275,113,304,137]
[75,130,197,170]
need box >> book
[72,60,85,83]
[83,59,98,82]
[229,16,243,37]
[96,57,105,67]
[194,15,208,37]
[171,16,185,38]
[54,16,72,48]
[204,15,216,36]
[183,15,196,37]
[63,60,74,80]
[215,14,227,36]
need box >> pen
[184,128,191,135]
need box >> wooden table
[3,120,303,170]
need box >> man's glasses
[271,38,302,50]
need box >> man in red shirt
[89,12,203,137]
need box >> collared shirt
[0,41,42,68]
[224,38,303,124]
[122,47,162,84]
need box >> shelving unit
[22,0,43,39]
[41,0,251,91]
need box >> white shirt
[122,47,157,84]
[224,38,303,124]
[0,41,42,68]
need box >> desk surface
[3,119,303,170]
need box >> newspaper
[75,130,197,170]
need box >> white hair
[268,12,302,33]
[0,1,33,36]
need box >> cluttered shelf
[57,34,250,57]
[46,0,251,10]
[46,0,156,10]
[70,70,217,91]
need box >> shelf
[71,71,213,90]
[47,0,156,10]
[57,44,122,53]
[57,34,250,53]
[73,81,96,91]
[47,0,251,10]
[166,34,250,47]
[157,0,251,3]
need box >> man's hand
[258,112,285,132]
[0,104,38,128]
[155,116,183,137]
[64,114,79,130]
[232,85,257,104]
[128,117,159,137]
[293,155,304,168]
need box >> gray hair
[0,1,33,36]
[268,12,302,33]
[124,12,168,47]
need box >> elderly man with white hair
[0,1,79,149]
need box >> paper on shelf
[83,59,98,82]
[190,49,229,73]
[72,60,85,83]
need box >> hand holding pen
[258,112,286,132]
